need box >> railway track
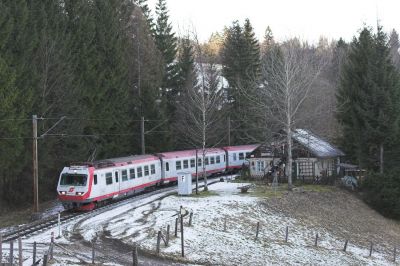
[1,177,223,243]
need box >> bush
[362,170,400,219]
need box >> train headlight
[76,192,84,196]
[60,191,66,195]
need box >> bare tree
[176,34,224,191]
[246,39,326,189]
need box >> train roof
[71,154,159,169]
[157,148,225,159]
[223,144,259,151]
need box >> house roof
[292,129,345,158]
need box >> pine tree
[242,19,261,80]
[134,0,155,33]
[221,19,261,144]
[154,0,178,149]
[0,0,34,204]
[337,26,400,172]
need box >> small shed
[248,129,345,180]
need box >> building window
[176,161,182,170]
[151,164,156,174]
[190,159,195,168]
[144,165,149,176]
[122,170,128,181]
[216,156,220,163]
[93,174,97,185]
[106,173,112,185]
[239,153,244,160]
[298,161,314,178]
[210,156,215,164]
[256,161,265,172]
[129,168,135,179]
[183,160,189,169]
[137,167,143,178]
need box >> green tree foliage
[0,0,168,208]
[363,171,400,219]
[337,26,400,172]
[221,19,261,144]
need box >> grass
[247,185,286,198]
[299,184,335,192]
[189,190,219,198]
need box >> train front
[57,165,94,211]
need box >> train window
[129,168,135,179]
[176,161,182,170]
[205,157,209,165]
[190,159,195,168]
[246,152,250,158]
[197,158,202,167]
[137,167,143,178]
[210,156,215,164]
[122,170,128,181]
[166,162,169,171]
[151,164,155,174]
[183,160,189,169]
[216,156,220,163]
[233,153,237,161]
[144,165,149,176]
[239,153,244,160]
[93,174,98,185]
[106,173,113,185]
[115,171,119,182]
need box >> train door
[114,170,120,195]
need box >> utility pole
[195,149,198,194]
[227,116,231,146]
[141,116,145,155]
[32,115,39,213]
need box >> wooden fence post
[166,225,170,246]
[180,212,184,257]
[343,239,348,252]
[42,251,48,266]
[33,241,37,265]
[58,212,61,238]
[9,240,13,266]
[189,212,193,226]
[314,233,319,247]
[369,242,373,257]
[132,244,138,266]
[18,237,22,266]
[156,231,161,254]
[92,240,95,264]
[175,217,178,237]
[285,226,289,243]
[255,222,260,240]
[0,234,2,266]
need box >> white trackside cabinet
[177,172,192,195]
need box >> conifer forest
[0,0,400,219]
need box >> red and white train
[57,144,258,210]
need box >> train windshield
[60,174,87,186]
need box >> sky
[148,0,400,43]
